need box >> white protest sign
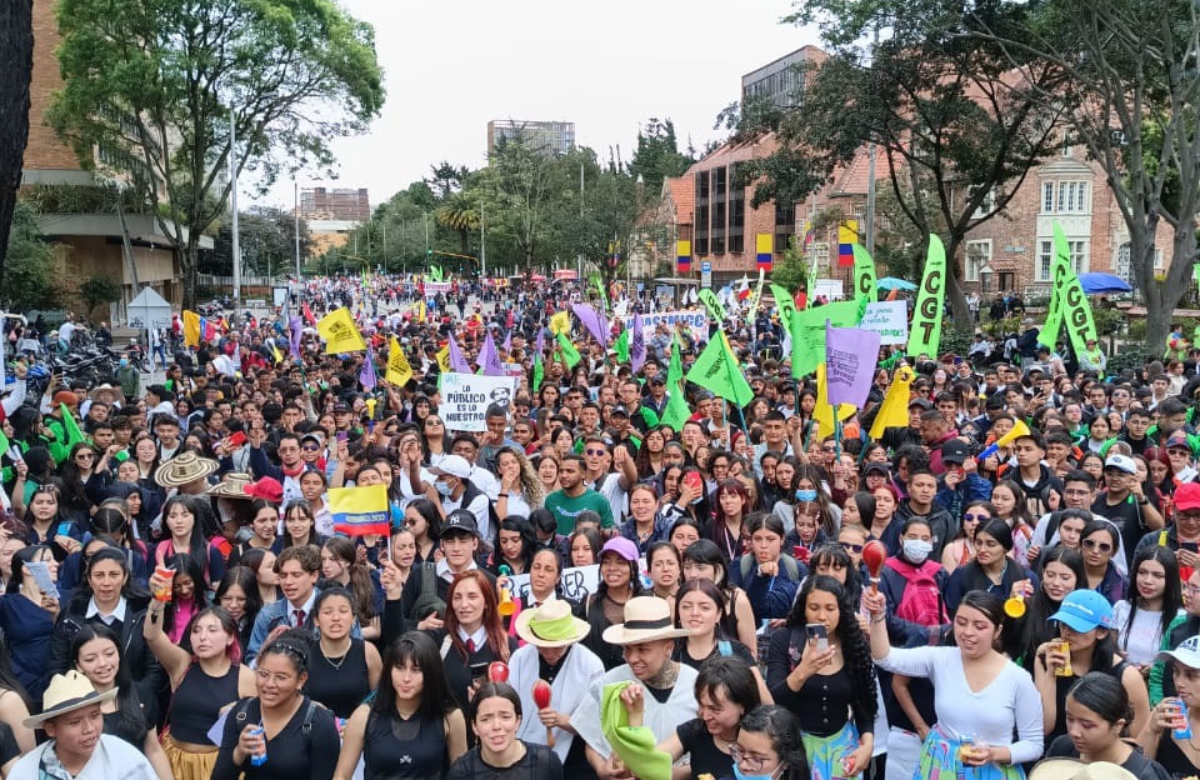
[505,564,600,604]
[859,300,909,345]
[439,372,517,432]
[813,278,845,301]
[624,309,708,339]
[424,282,452,297]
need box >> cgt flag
[631,314,646,374]
[385,337,414,387]
[330,485,391,536]
[852,245,879,303]
[1050,223,1098,359]
[686,332,754,407]
[824,323,881,409]
[316,308,366,354]
[906,235,946,359]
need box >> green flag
[0,429,9,456]
[1051,224,1098,359]
[906,235,947,358]
[698,289,726,324]
[687,332,754,407]
[770,284,797,328]
[790,299,863,378]
[1039,231,1066,350]
[533,354,544,393]
[556,332,582,369]
[429,265,443,282]
[614,329,630,363]
[852,244,879,303]
[60,404,86,447]
[661,334,691,432]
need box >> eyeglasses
[75,453,95,460]
[729,746,772,772]
[963,513,989,523]
[1082,538,1113,554]
[426,420,444,427]
[301,444,322,452]
[840,542,864,554]
[585,449,606,457]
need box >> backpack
[885,558,948,627]
[739,554,801,585]
[411,562,445,621]
[232,696,319,746]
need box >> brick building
[22,0,205,318]
[299,187,371,222]
[959,143,1175,300]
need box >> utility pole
[865,23,880,257]
[480,200,487,277]
[294,179,301,279]
[577,161,584,279]
[382,221,388,274]
[230,111,241,304]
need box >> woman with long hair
[1114,546,1183,669]
[808,542,865,610]
[57,442,99,524]
[240,548,280,608]
[579,537,644,671]
[634,426,669,481]
[567,527,601,567]
[1034,588,1150,743]
[320,537,379,640]
[1,545,60,700]
[767,575,877,779]
[869,485,900,547]
[215,566,263,655]
[535,451,561,496]
[227,501,280,566]
[387,528,418,597]
[156,495,222,586]
[731,705,811,780]
[647,541,681,605]
[673,578,770,700]
[420,414,451,468]
[945,518,1037,612]
[738,513,802,624]
[21,482,82,562]
[402,498,442,565]
[492,517,537,576]
[71,624,174,780]
[446,682,562,779]
[865,589,1044,780]
[709,479,751,562]
[1007,546,1087,671]
[159,553,210,645]
[280,500,326,551]
[495,446,543,520]
[941,500,991,574]
[657,656,764,780]
[298,470,333,538]
[1045,672,1171,778]
[333,631,468,780]
[682,538,758,651]
[1080,520,1127,604]
[144,597,255,780]
[303,587,382,720]
[622,484,671,555]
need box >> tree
[979,0,1200,351]
[2,201,63,312]
[435,190,479,257]
[628,118,693,193]
[48,0,385,309]
[0,0,33,288]
[740,0,1064,325]
[78,276,124,317]
[476,137,564,273]
[209,206,312,277]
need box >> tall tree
[209,206,311,277]
[476,137,563,273]
[48,0,385,309]
[0,0,33,289]
[741,0,1064,325]
[628,118,693,193]
[980,0,1200,351]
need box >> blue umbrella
[1078,272,1132,295]
[877,277,918,292]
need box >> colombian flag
[330,485,390,536]
[837,221,858,268]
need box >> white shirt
[573,663,699,761]
[86,596,128,625]
[8,734,156,780]
[289,590,317,626]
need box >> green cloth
[685,332,753,407]
[660,335,690,432]
[544,488,615,534]
[1150,611,1190,705]
[556,332,582,370]
[600,682,672,780]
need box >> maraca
[487,662,509,683]
[533,679,555,747]
[862,539,887,594]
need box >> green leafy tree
[209,206,312,277]
[0,0,33,288]
[628,119,693,193]
[78,275,124,317]
[2,201,63,311]
[48,0,385,309]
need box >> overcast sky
[265,0,818,209]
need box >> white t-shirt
[1112,602,1181,666]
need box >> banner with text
[424,281,452,297]
[859,301,909,345]
[623,310,709,340]
[438,373,518,431]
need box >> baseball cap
[1103,454,1137,475]
[908,398,932,411]
[1175,483,1200,512]
[441,510,480,539]
[1156,634,1200,671]
[332,402,352,413]
[600,537,638,563]
[863,462,890,477]
[1166,431,1192,451]
[941,440,969,465]
[610,405,630,418]
[1049,589,1114,633]
[429,455,473,480]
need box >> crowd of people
[0,274,1198,780]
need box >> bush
[939,327,976,358]
[1107,344,1155,376]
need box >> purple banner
[824,322,881,409]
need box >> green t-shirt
[544,488,615,535]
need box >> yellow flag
[549,311,571,336]
[814,363,856,441]
[316,308,366,354]
[436,345,451,373]
[182,310,201,348]
[272,345,284,364]
[868,365,915,440]
[416,300,426,324]
[386,337,414,387]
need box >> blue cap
[1049,589,1114,633]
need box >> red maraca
[488,662,509,683]
[533,679,555,747]
[862,539,888,594]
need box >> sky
[263,0,818,209]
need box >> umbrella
[1078,272,1132,295]
[876,277,918,292]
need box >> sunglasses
[963,513,989,523]
[584,448,607,457]
[840,542,864,554]
[426,420,444,427]
[301,444,322,452]
[1082,538,1113,554]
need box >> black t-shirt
[1046,734,1173,780]
[212,697,341,780]
[1092,493,1145,568]
[674,639,756,671]
[0,722,18,769]
[677,718,734,780]
[446,743,563,780]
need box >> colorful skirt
[914,726,1026,780]
[802,721,860,780]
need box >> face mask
[732,764,779,780]
[435,481,453,497]
[795,488,818,502]
[903,539,933,564]
[119,359,128,368]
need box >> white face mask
[902,539,933,565]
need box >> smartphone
[337,431,349,444]
[805,623,829,652]
[56,522,72,538]
[469,662,488,682]
[683,472,703,493]
[227,431,247,447]
[793,545,811,564]
[1184,542,1199,553]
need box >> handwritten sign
[859,301,909,345]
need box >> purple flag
[631,314,646,374]
[824,322,881,409]
[447,333,472,374]
[571,303,609,348]
[359,348,378,390]
[502,330,512,352]
[480,331,504,376]
[289,316,303,358]
[535,328,545,360]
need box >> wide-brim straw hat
[207,472,254,498]
[601,596,693,646]
[24,671,118,727]
[514,599,591,648]
[154,451,218,488]
[1028,760,1136,780]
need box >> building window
[972,188,996,220]
[1037,238,1088,280]
[965,240,991,282]
[1155,248,1165,271]
[1116,242,1131,281]
[712,235,725,255]
[810,242,830,272]
[1042,183,1054,214]
[713,167,727,198]
[775,200,793,228]
[1056,181,1089,213]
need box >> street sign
[701,260,712,289]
